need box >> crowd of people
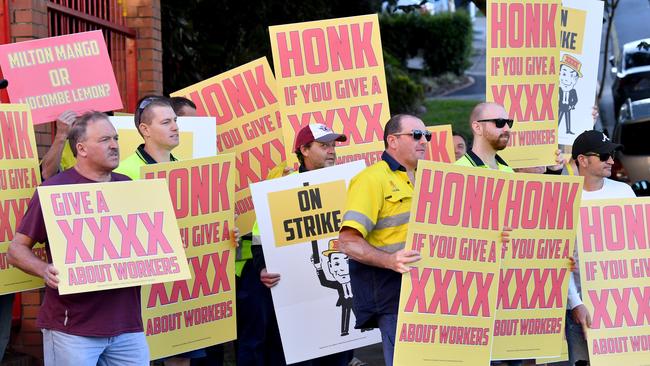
[0,97,631,366]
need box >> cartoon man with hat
[558,54,583,135]
[312,239,356,336]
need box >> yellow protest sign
[486,0,560,168]
[171,58,285,234]
[269,14,390,169]
[491,173,582,360]
[37,180,191,295]
[395,162,505,365]
[425,125,454,163]
[268,180,345,247]
[577,198,650,366]
[140,155,237,360]
[0,104,45,295]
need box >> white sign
[558,0,604,145]
[250,161,381,364]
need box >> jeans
[42,329,149,366]
[377,313,397,366]
[566,310,589,365]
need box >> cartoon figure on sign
[311,239,355,336]
[558,54,583,135]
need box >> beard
[489,132,510,151]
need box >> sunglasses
[392,129,432,142]
[582,151,615,161]
[136,97,163,125]
[477,118,514,129]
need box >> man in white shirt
[566,130,635,365]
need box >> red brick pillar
[10,289,45,360]
[125,0,163,98]
[8,0,52,157]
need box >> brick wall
[126,0,163,96]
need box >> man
[312,239,354,337]
[455,102,514,171]
[565,130,635,366]
[247,123,354,366]
[452,132,468,161]
[7,112,148,365]
[0,294,12,362]
[115,96,179,179]
[171,97,198,117]
[338,114,427,366]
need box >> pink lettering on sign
[580,204,650,253]
[147,251,231,307]
[589,287,650,328]
[490,84,555,122]
[403,268,493,317]
[144,162,231,219]
[275,22,378,78]
[59,212,173,264]
[497,268,566,309]
[182,63,277,123]
[423,130,452,163]
[0,111,34,160]
[286,103,384,148]
[490,3,557,49]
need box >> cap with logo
[571,130,622,160]
[294,123,347,153]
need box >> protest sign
[491,172,582,360]
[269,14,389,169]
[394,162,583,364]
[0,104,45,295]
[395,162,505,365]
[250,161,381,364]
[577,198,650,366]
[0,31,122,124]
[171,58,285,234]
[109,116,217,161]
[37,180,191,295]
[486,0,561,168]
[141,155,237,359]
[425,125,454,163]
[557,0,604,145]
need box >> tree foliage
[161,0,382,94]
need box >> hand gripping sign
[38,179,190,295]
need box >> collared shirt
[455,150,514,172]
[114,144,178,180]
[340,151,413,328]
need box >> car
[610,38,650,119]
[612,98,650,183]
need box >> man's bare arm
[8,232,59,289]
[41,111,76,180]
[338,227,420,273]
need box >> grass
[419,98,481,139]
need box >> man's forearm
[339,228,391,269]
[8,239,48,279]
[40,134,67,180]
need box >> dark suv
[612,98,650,183]
[611,38,650,119]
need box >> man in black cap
[565,130,636,366]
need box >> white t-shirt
[567,178,636,309]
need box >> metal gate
[47,0,138,112]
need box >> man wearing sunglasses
[565,130,635,366]
[339,114,428,366]
[456,102,514,171]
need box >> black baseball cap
[571,130,622,160]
